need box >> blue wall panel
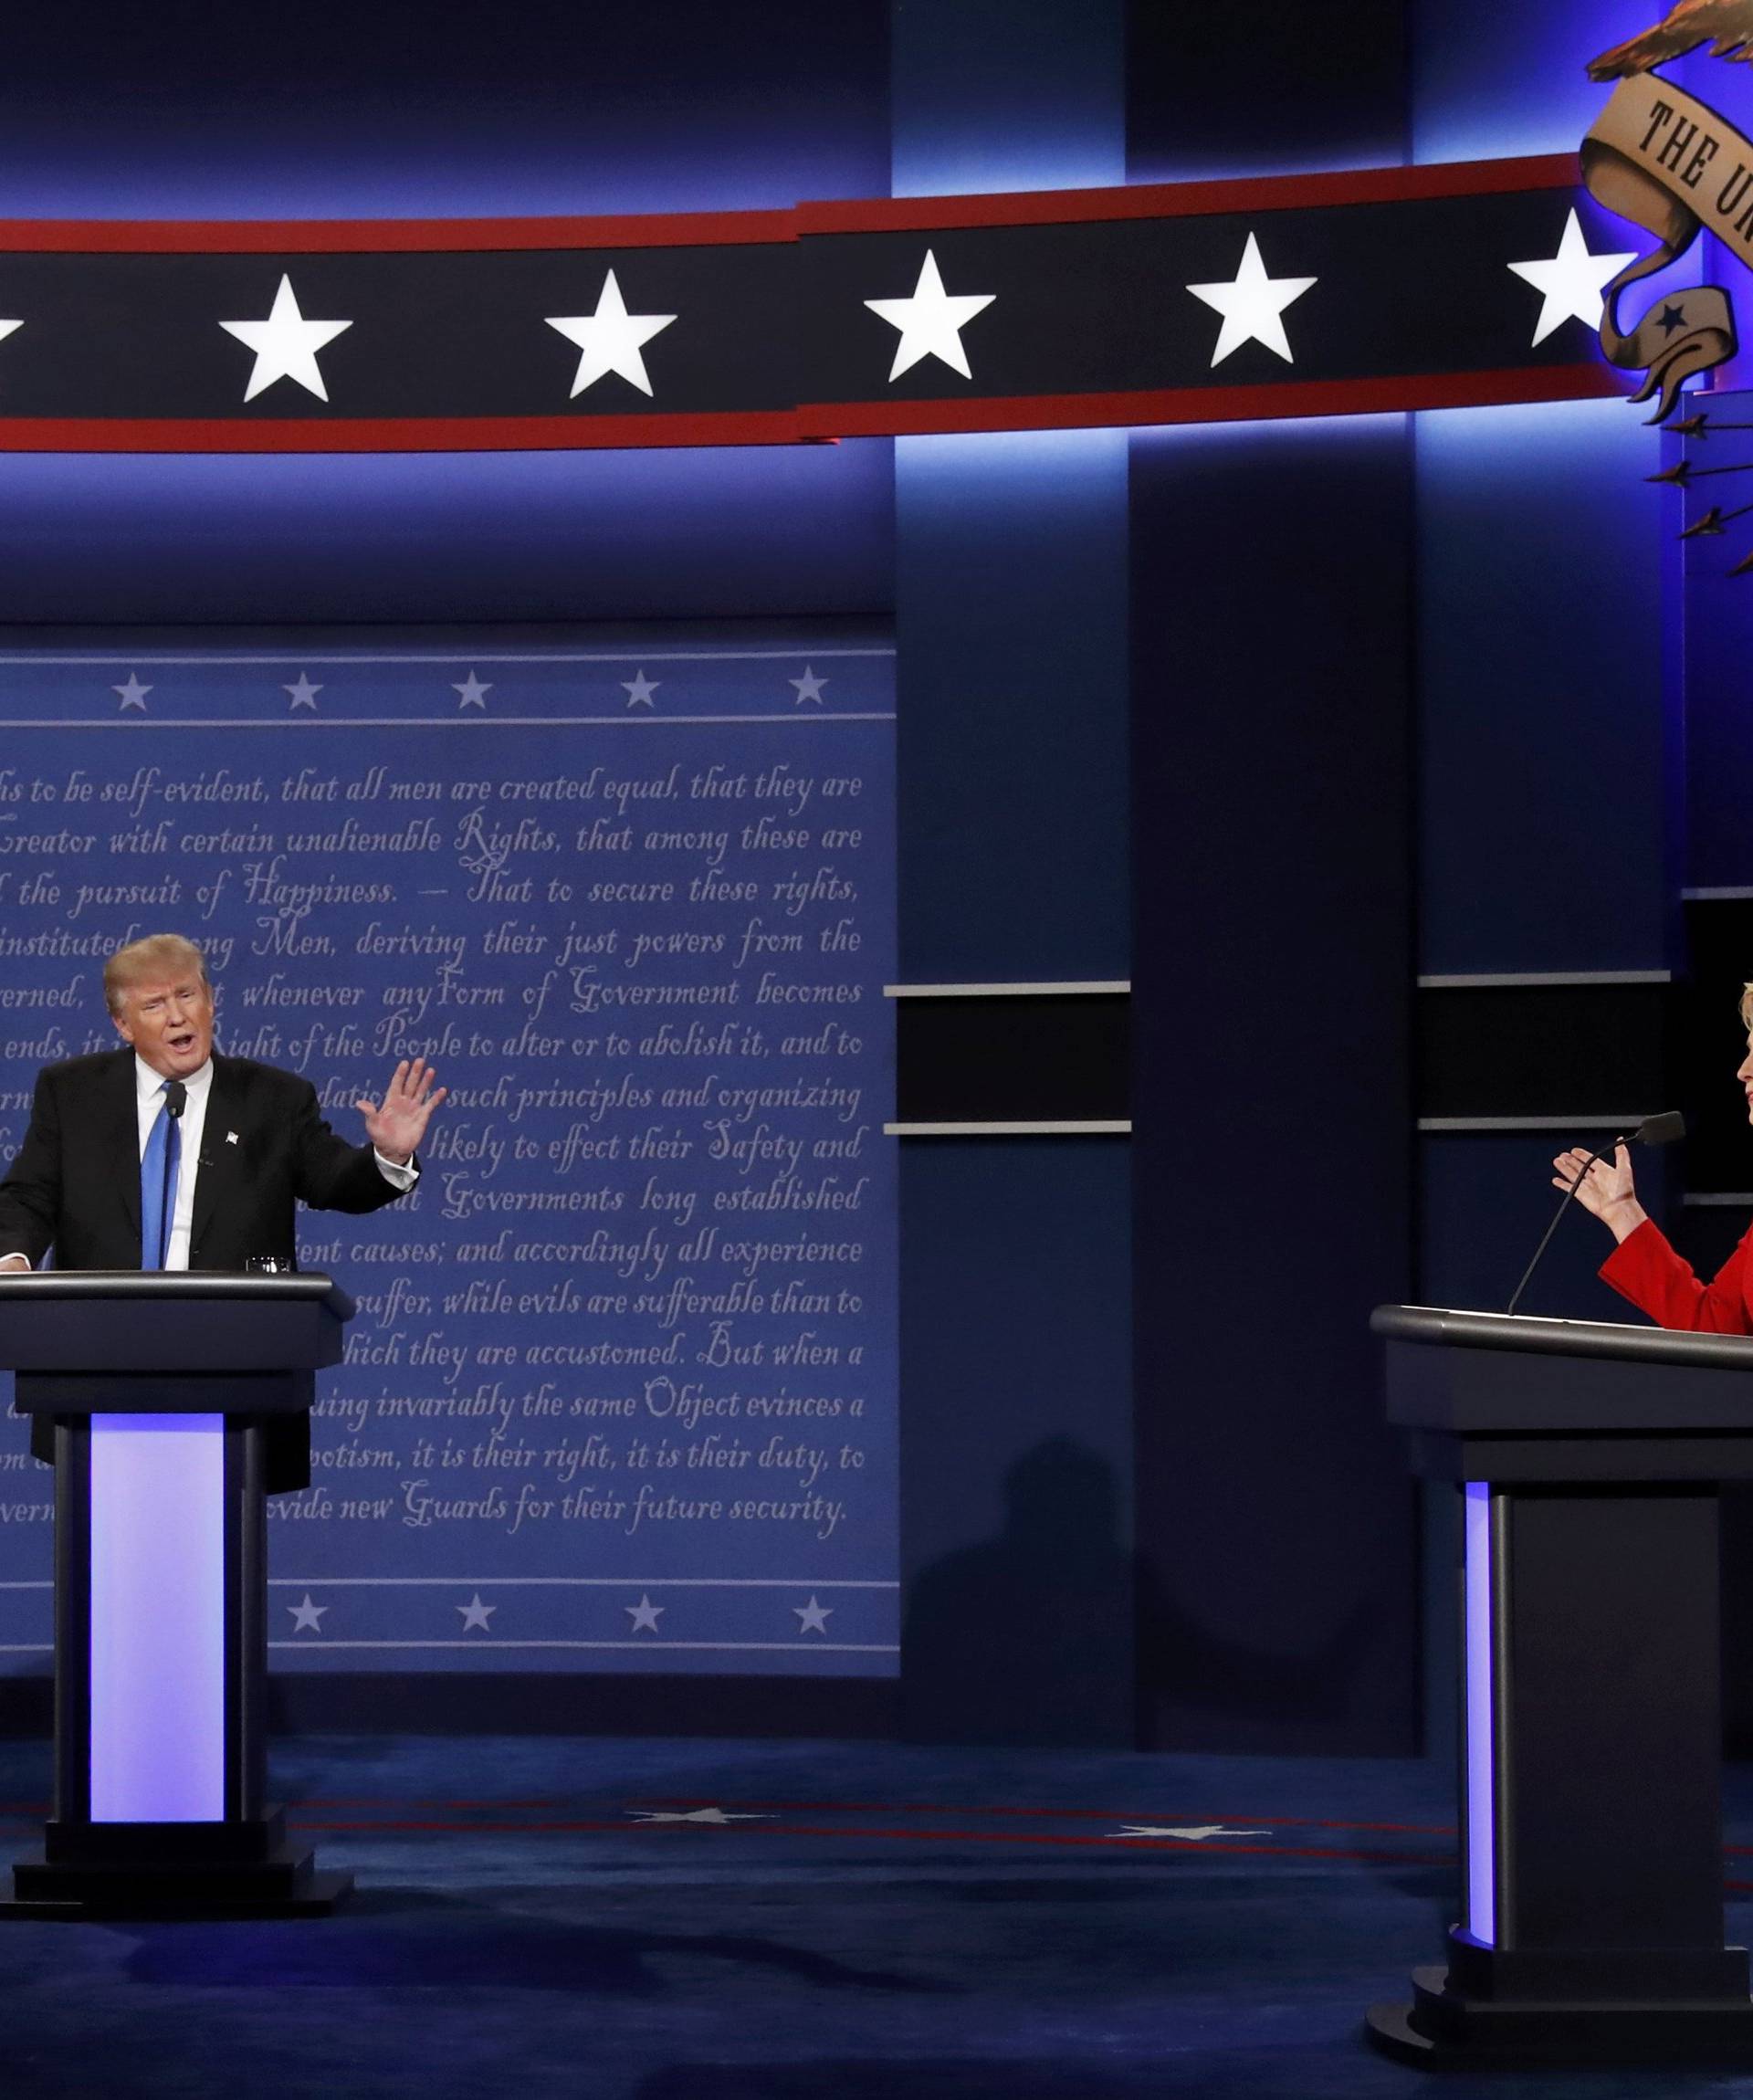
[894,430,1129,984]
[0,445,895,627]
[899,1139,1132,1743]
[1415,401,1671,974]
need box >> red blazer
[1601,1216,1753,1332]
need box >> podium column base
[1,1808,352,1918]
[1367,1964,1753,2068]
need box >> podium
[1367,1304,1753,2065]
[0,1273,355,1918]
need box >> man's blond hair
[103,934,210,1018]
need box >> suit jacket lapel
[189,1056,238,1255]
[108,1051,142,1241]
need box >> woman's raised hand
[1550,1142,1646,1242]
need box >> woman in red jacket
[1555,992,1753,1332]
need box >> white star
[625,1807,769,1824]
[288,1594,327,1633]
[625,1593,664,1633]
[1187,233,1318,367]
[0,320,21,354]
[865,249,996,382]
[789,667,828,706]
[546,270,676,399]
[1111,1824,1271,1841]
[113,672,151,713]
[622,669,659,709]
[284,672,321,712]
[220,274,352,403]
[793,1595,833,1634]
[457,1592,496,1632]
[1507,209,1638,346]
[453,670,491,710]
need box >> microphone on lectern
[1504,1111,1686,1318]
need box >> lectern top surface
[1372,1303,1753,1372]
[0,1271,355,1319]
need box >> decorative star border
[0,154,1632,450]
[70,659,855,718]
[268,1583,884,1650]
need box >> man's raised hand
[356,1057,447,1166]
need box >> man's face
[112,971,215,1080]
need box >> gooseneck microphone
[164,1080,186,1121]
[1505,1110,1686,1318]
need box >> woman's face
[1738,1033,1753,1118]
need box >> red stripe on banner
[0,208,795,256]
[0,364,1622,455]
[0,410,809,453]
[795,363,1627,438]
[795,154,1581,234]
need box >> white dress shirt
[134,1055,415,1272]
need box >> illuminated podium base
[1366,1307,1753,2068]
[0,1276,357,1921]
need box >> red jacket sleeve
[1600,1215,1753,1333]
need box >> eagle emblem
[1590,1,1753,79]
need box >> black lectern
[0,1273,354,1918]
[1367,1304,1753,2065]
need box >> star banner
[0,158,1634,451]
[1582,76,1748,419]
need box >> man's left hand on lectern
[354,1056,448,1168]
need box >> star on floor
[457,1592,496,1633]
[284,672,321,711]
[625,1807,770,1824]
[789,667,828,705]
[453,670,491,709]
[113,672,151,713]
[220,274,353,403]
[793,1595,833,1634]
[288,1594,328,1633]
[1187,233,1317,366]
[625,1593,664,1633]
[865,249,996,382]
[546,270,677,398]
[622,669,659,709]
[1111,1824,1271,1841]
[1507,209,1637,346]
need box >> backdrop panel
[0,636,897,1676]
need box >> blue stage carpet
[3,1737,1753,2096]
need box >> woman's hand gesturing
[1550,1142,1648,1244]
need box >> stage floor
[0,1734,1746,2097]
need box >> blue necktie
[140,1085,181,1270]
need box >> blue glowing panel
[1678,388,1753,889]
[89,1415,226,1824]
[1413,0,1687,163]
[0,444,895,627]
[0,6,887,218]
[892,0,1123,196]
[1416,398,1669,973]
[1463,1480,1496,1946]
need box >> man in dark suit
[0,931,446,1480]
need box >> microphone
[1505,1110,1685,1318]
[164,1080,187,1119]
